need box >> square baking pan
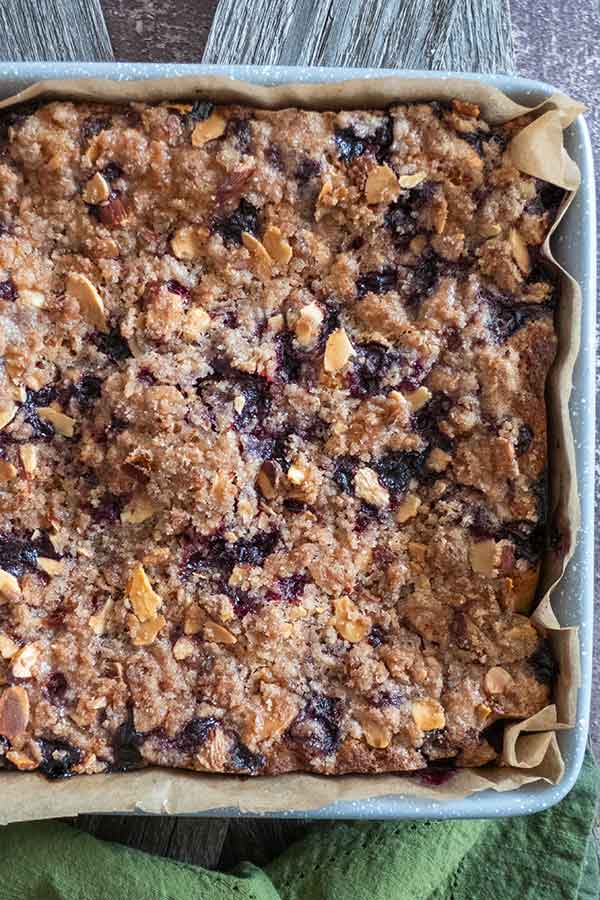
[0,62,595,820]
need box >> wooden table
[0,0,597,869]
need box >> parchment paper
[0,75,585,822]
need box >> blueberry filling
[212,197,260,245]
[356,267,397,298]
[111,714,144,772]
[287,693,342,756]
[184,100,214,127]
[102,161,123,181]
[348,342,396,398]
[528,640,557,685]
[182,530,279,579]
[384,181,435,249]
[413,392,454,453]
[374,450,426,496]
[0,530,57,577]
[71,374,102,411]
[334,116,392,164]
[515,424,533,455]
[80,115,111,144]
[227,116,252,154]
[45,672,68,704]
[171,716,218,754]
[333,456,359,495]
[230,739,266,774]
[266,573,308,605]
[295,157,321,182]
[92,327,132,361]
[37,739,83,779]
[0,279,17,301]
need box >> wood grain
[102,0,219,62]
[0,0,113,61]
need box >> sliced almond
[262,226,292,265]
[287,464,306,486]
[365,164,401,204]
[480,223,502,239]
[354,467,389,509]
[66,272,108,332]
[173,635,196,660]
[256,459,281,500]
[5,749,37,770]
[398,172,427,189]
[0,460,17,481]
[405,385,432,411]
[82,172,110,204]
[268,313,284,333]
[19,289,45,308]
[126,562,162,622]
[509,227,530,274]
[128,613,166,646]
[37,407,76,438]
[184,604,204,635]
[0,633,18,659]
[241,231,272,270]
[484,665,514,695]
[408,541,427,564]
[191,112,227,147]
[324,327,354,373]
[37,557,64,576]
[411,697,445,731]
[11,642,40,679]
[182,307,211,341]
[332,595,369,643]
[426,447,451,473]
[476,702,492,724]
[469,540,499,577]
[0,685,30,740]
[203,621,237,645]
[295,302,323,347]
[0,569,21,603]
[233,394,246,414]
[0,403,17,431]
[359,713,391,749]
[395,494,421,524]
[89,598,114,636]
[121,493,157,525]
[171,225,205,260]
[19,445,38,475]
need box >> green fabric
[1,751,598,900]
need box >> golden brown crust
[0,98,561,778]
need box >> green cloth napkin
[1,751,598,900]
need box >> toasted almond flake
[82,172,110,204]
[241,231,272,268]
[397,172,427,188]
[182,307,211,342]
[121,493,157,525]
[263,226,293,265]
[359,713,392,749]
[409,234,429,254]
[0,569,21,603]
[89,598,114,636]
[289,606,308,622]
[0,633,18,659]
[37,407,76,438]
[484,666,514,695]
[365,164,401,204]
[19,289,45,308]
[66,272,108,332]
[11,643,39,679]
[476,702,492,723]
[19,445,38,475]
[332,595,369,643]
[0,403,17,431]
[281,623,294,639]
[508,567,539,614]
[0,460,17,481]
[408,542,427,564]
[233,395,246,414]
[204,621,237,645]
[509,227,531,273]
[324,327,354,373]
[469,539,499,577]
[128,613,166,646]
[0,686,29,740]
[480,223,502,239]
[6,750,37,770]
[37,557,64,576]
[411,697,446,731]
[173,636,196,660]
[406,385,432,411]
[256,459,281,500]
[426,447,451,473]
[171,225,205,260]
[395,494,421,524]
[191,112,227,146]
[184,604,204,635]
[287,464,306,486]
[127,562,162,622]
[354,467,389,509]
[268,313,284,333]
[295,302,324,347]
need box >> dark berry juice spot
[185,100,214,128]
[182,530,279,579]
[348,342,395,398]
[0,279,17,301]
[528,640,557,685]
[367,624,385,647]
[385,182,434,249]
[265,144,284,171]
[165,279,191,302]
[102,161,123,181]
[356,267,397,298]
[80,115,111,144]
[71,374,102,411]
[227,116,252,154]
[37,739,83,779]
[230,739,266,774]
[487,299,548,343]
[233,377,272,428]
[0,530,56,577]
[287,693,341,756]
[334,116,392,164]
[267,573,309,605]
[374,451,425,495]
[92,328,132,361]
[111,714,145,772]
[172,716,218,753]
[275,332,303,384]
[295,157,321,182]
[515,424,533,456]
[333,456,359,495]
[212,197,259,245]
[91,493,124,524]
[413,391,453,453]
[45,672,68,704]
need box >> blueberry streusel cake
[0,97,563,778]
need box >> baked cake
[0,97,562,778]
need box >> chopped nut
[121,492,157,525]
[365,164,401,204]
[263,226,293,265]
[37,557,64,576]
[256,459,281,499]
[182,307,211,341]
[397,172,427,188]
[480,223,502,239]
[184,604,204,635]
[89,598,114,636]
[406,385,432,411]
[66,272,108,332]
[0,460,17,481]
[427,447,451,472]
[469,540,499,577]
[268,313,284,333]
[509,227,530,274]
[287,464,306,486]
[0,402,17,430]
[508,567,539,613]
[295,302,324,347]
[241,231,272,270]
[126,562,162,622]
[171,225,205,260]
[409,234,429,254]
[359,713,391,749]
[0,685,29,740]
[411,697,445,731]
[332,595,369,643]
[82,172,111,204]
[0,569,21,603]
[0,633,18,659]
[476,702,492,723]
[6,749,37,770]
[128,613,166,646]
[11,642,40,679]
[37,407,76,438]
[233,395,246,414]
[484,666,514,695]
[203,621,237,645]
[19,445,38,475]
[324,327,354,373]
[19,289,45,308]
[191,112,227,146]
[408,542,427,564]
[281,623,294,639]
[395,494,421,523]
[354,467,389,508]
[173,636,196,660]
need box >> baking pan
[0,62,594,820]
